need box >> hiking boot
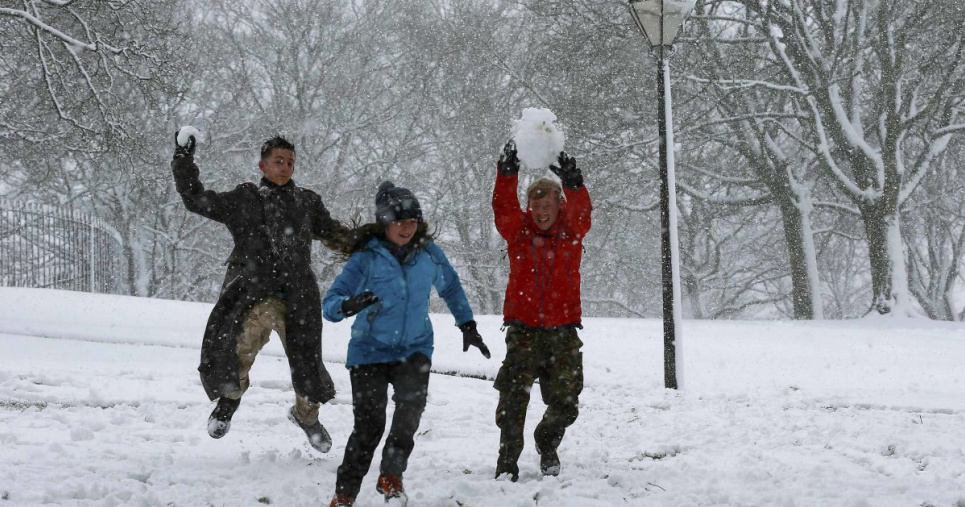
[207,397,240,439]
[328,493,355,507]
[288,406,332,453]
[376,474,407,504]
[539,449,561,477]
[494,462,519,482]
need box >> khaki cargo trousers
[223,296,319,425]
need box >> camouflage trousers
[494,325,584,473]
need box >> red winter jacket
[492,172,592,328]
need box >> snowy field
[1,287,964,506]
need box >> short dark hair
[260,136,295,160]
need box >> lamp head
[629,0,697,49]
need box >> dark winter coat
[172,155,351,403]
[492,172,592,328]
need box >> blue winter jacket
[323,237,474,367]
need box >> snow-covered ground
[1,287,964,506]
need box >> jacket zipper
[399,260,408,349]
[541,243,546,328]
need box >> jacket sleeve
[171,156,232,224]
[322,252,368,322]
[562,185,592,238]
[492,171,525,241]
[310,193,354,252]
[428,243,474,326]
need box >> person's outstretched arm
[309,193,356,254]
[427,243,489,358]
[493,141,525,240]
[171,133,233,223]
[551,152,592,237]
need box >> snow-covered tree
[903,145,965,321]
[734,0,965,316]
[0,0,182,145]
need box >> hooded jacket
[323,236,473,367]
[173,155,351,403]
[492,172,592,329]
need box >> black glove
[173,131,197,160]
[549,151,583,189]
[497,141,520,176]
[340,291,379,317]
[458,320,491,359]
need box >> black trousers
[335,353,431,498]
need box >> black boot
[494,456,519,482]
[539,449,560,477]
[495,439,521,481]
[207,397,240,439]
[288,406,332,452]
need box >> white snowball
[511,108,565,169]
[176,126,203,147]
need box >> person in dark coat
[322,181,491,507]
[491,141,592,481]
[171,133,355,452]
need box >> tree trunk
[859,202,910,315]
[775,197,821,319]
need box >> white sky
[1,287,964,506]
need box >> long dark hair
[337,220,435,260]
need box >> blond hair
[526,177,562,203]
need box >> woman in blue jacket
[323,181,491,507]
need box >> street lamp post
[628,0,696,390]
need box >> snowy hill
[1,288,964,506]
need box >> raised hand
[497,140,520,176]
[173,131,197,160]
[549,151,583,189]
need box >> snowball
[511,108,565,170]
[176,126,203,147]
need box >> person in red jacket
[491,140,591,481]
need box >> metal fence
[0,202,123,293]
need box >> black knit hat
[375,181,423,224]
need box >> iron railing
[0,202,123,293]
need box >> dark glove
[171,140,201,194]
[549,151,583,189]
[173,131,197,160]
[497,140,520,176]
[340,291,379,317]
[459,320,491,359]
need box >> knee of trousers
[495,404,527,431]
[352,411,387,442]
[354,424,386,448]
[550,406,579,427]
[547,397,580,424]
[393,388,428,406]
